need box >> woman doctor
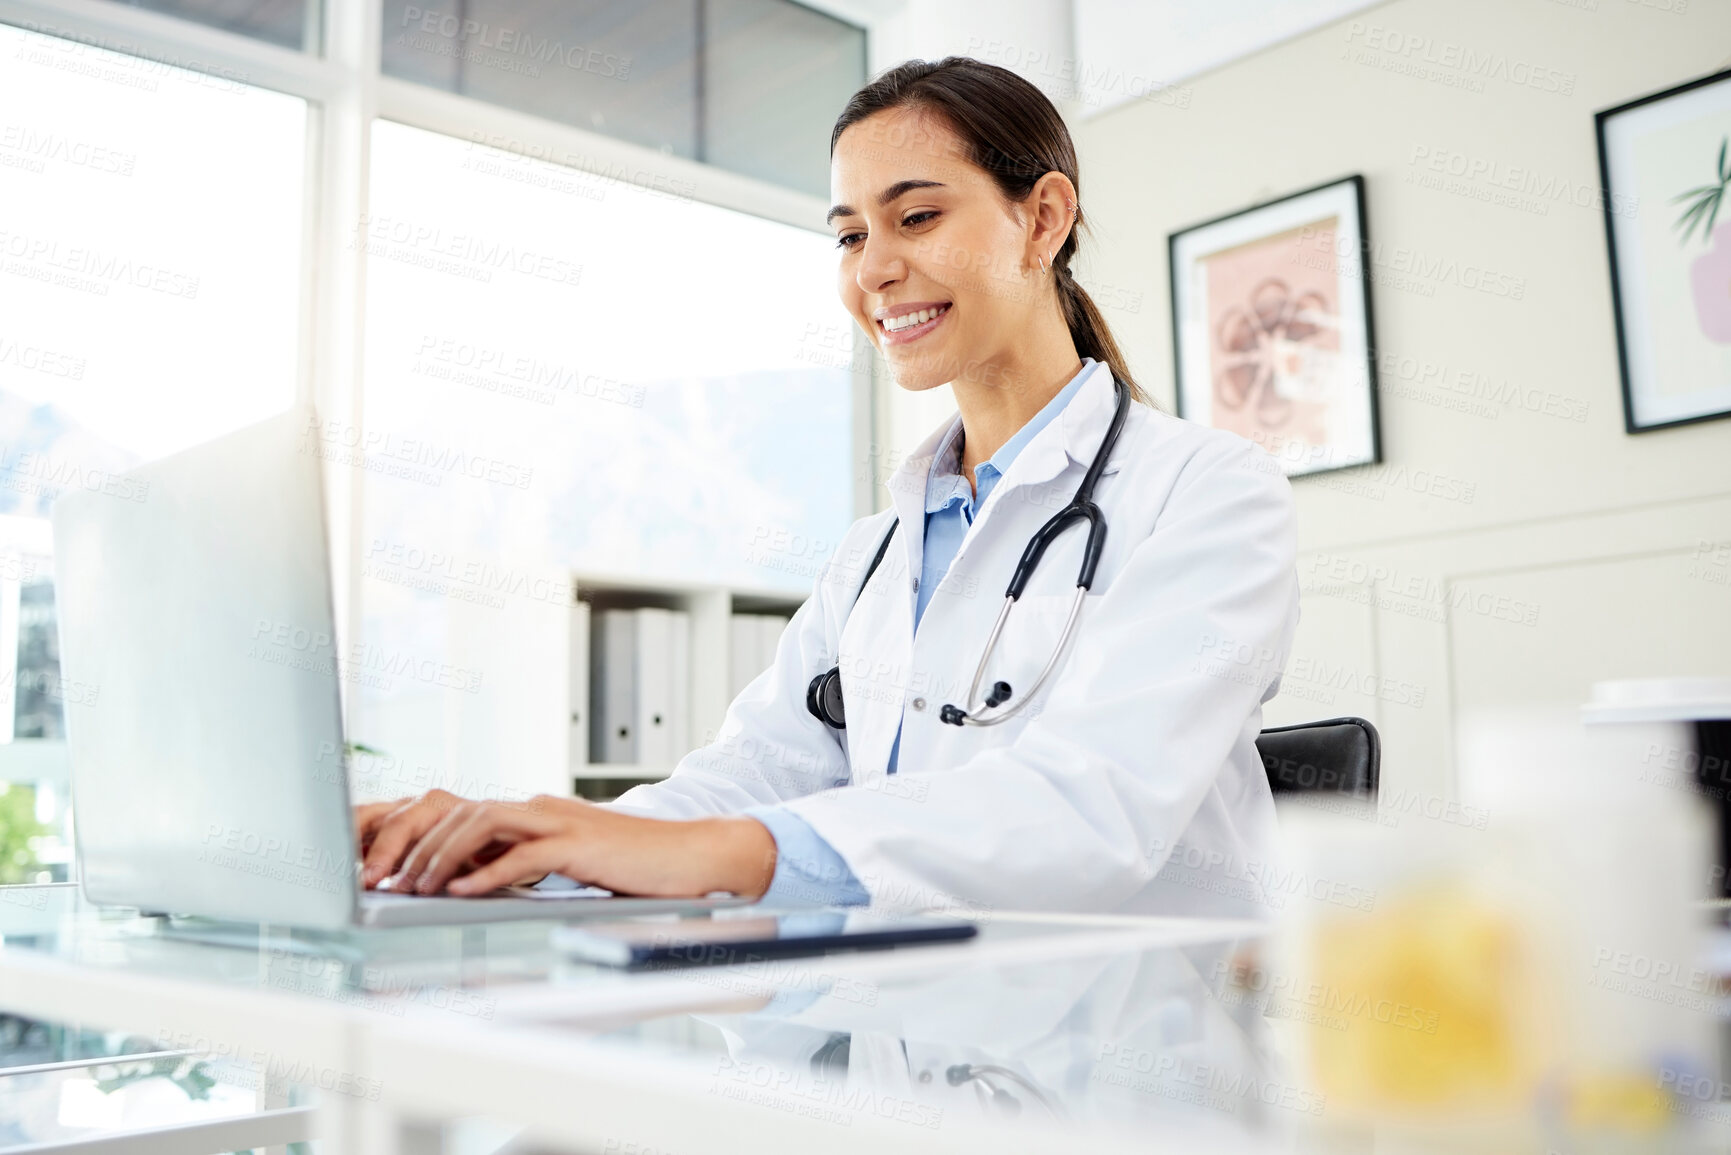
[354,57,1300,917]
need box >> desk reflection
[594,933,1305,1144]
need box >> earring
[1067,200,1077,217]
[1037,255,1047,274]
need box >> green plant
[1673,135,1731,245]
[0,784,46,884]
[93,1055,217,1101]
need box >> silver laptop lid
[51,406,358,928]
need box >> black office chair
[1256,716,1380,800]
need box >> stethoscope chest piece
[806,667,847,729]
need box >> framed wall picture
[1597,69,1731,432]
[1169,175,1380,477]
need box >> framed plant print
[1169,175,1380,478]
[1597,68,1731,432]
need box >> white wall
[1074,0,1731,805]
[879,0,1731,808]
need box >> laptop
[50,406,741,929]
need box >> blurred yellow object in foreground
[1307,885,1543,1114]
[1564,1071,1672,1131]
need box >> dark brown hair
[831,56,1149,406]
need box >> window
[380,0,865,196]
[701,0,868,195]
[0,20,308,880]
[350,119,855,788]
[361,119,853,587]
[0,24,306,468]
[104,0,317,50]
[0,0,865,855]
[383,1,697,156]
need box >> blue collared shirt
[748,360,1099,906]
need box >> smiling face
[830,107,1052,393]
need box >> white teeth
[883,305,945,333]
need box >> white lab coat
[615,361,1300,917]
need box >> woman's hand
[352,790,778,899]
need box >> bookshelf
[568,571,805,798]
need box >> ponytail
[833,57,1154,408]
[1055,263,1152,408]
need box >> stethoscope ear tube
[944,378,1130,726]
[1003,503,1107,599]
[1075,502,1109,589]
[805,516,901,729]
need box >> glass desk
[0,885,1207,1026]
[0,885,1224,1152]
[2,886,1730,1154]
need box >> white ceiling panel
[1067,0,1385,116]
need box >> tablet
[549,911,978,969]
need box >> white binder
[667,610,690,762]
[758,614,789,674]
[636,608,674,769]
[727,613,791,701]
[592,607,692,771]
[590,609,638,764]
[569,600,591,774]
[729,613,760,699]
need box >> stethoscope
[809,1037,1061,1120]
[946,1062,1063,1118]
[806,376,1130,730]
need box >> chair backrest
[1256,717,1380,799]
